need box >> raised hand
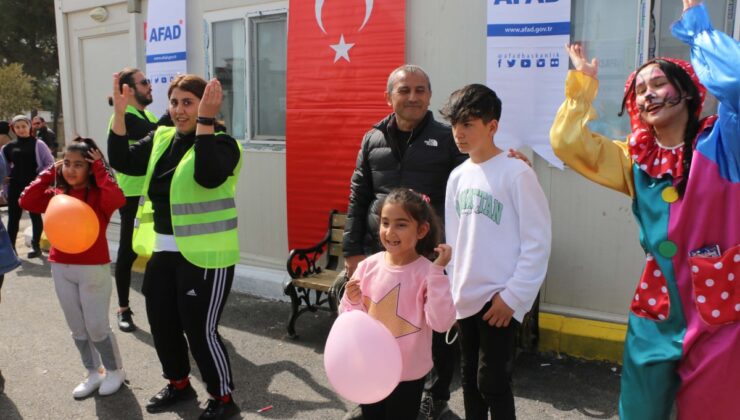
[682,0,700,12]
[86,148,104,162]
[566,43,599,78]
[110,73,133,136]
[111,73,133,117]
[197,78,223,119]
[433,244,452,267]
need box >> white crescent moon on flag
[315,0,327,34]
[315,0,374,34]
[359,0,373,31]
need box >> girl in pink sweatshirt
[340,188,456,420]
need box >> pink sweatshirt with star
[339,252,456,381]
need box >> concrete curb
[539,313,626,363]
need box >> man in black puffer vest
[342,64,466,420]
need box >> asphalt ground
[0,220,621,420]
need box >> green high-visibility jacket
[132,126,243,268]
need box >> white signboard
[145,0,188,116]
[486,0,571,167]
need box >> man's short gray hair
[386,64,432,94]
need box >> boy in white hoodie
[442,84,551,420]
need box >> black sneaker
[417,394,451,420]
[27,246,41,259]
[117,308,136,333]
[199,398,239,420]
[0,369,5,393]
[145,383,197,413]
[417,393,433,420]
[428,399,451,420]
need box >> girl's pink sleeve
[424,264,457,333]
[92,160,126,217]
[19,167,56,213]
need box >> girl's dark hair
[377,188,442,259]
[619,59,702,197]
[56,137,105,192]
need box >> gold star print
[363,284,421,338]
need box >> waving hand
[566,43,599,78]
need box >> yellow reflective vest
[132,126,243,268]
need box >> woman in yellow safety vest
[108,73,242,420]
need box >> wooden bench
[284,210,346,338]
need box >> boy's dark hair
[56,137,107,192]
[440,83,502,125]
[377,188,442,259]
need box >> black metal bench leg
[285,284,301,339]
[328,289,338,314]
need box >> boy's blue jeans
[458,301,519,420]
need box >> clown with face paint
[550,1,739,419]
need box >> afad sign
[147,21,183,42]
[144,0,187,116]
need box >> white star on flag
[330,34,355,63]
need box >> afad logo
[493,0,558,4]
[145,20,184,43]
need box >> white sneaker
[98,369,126,396]
[73,371,104,399]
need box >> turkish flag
[286,0,405,249]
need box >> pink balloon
[324,310,402,404]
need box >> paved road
[0,226,620,419]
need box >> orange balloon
[43,195,99,254]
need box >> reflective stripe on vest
[174,217,238,237]
[171,197,236,216]
[170,197,238,237]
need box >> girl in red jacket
[20,138,127,399]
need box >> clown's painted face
[634,64,688,129]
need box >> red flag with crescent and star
[286,0,406,249]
